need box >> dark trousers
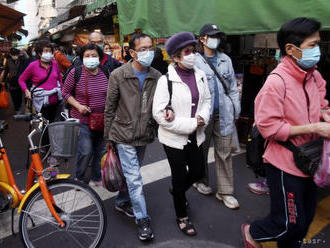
[9,88,22,111]
[163,133,205,218]
[250,164,317,248]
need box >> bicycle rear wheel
[19,179,107,248]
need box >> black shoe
[137,218,154,241]
[115,203,134,218]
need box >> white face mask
[206,37,221,50]
[11,55,18,60]
[137,50,154,67]
[41,52,53,62]
[83,57,100,69]
[180,53,195,69]
[105,51,112,56]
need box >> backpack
[246,72,285,178]
[63,65,110,86]
[246,125,268,177]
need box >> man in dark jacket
[0,48,25,113]
[104,33,161,242]
[88,31,121,72]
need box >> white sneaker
[216,193,240,209]
[193,183,213,195]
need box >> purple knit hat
[165,32,197,56]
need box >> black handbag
[279,138,323,176]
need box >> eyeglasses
[136,47,155,52]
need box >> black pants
[250,164,317,248]
[163,133,205,218]
[9,88,22,111]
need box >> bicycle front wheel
[19,179,107,248]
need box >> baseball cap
[199,24,224,36]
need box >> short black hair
[79,43,104,61]
[129,33,152,50]
[277,17,321,56]
[35,40,54,56]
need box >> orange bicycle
[0,113,107,248]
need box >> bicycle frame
[0,133,69,227]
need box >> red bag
[84,67,104,131]
[0,86,9,109]
[88,113,104,131]
[101,148,127,192]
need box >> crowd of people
[0,17,330,248]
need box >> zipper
[302,75,311,123]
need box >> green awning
[86,0,116,14]
[117,0,330,37]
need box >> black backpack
[246,126,268,177]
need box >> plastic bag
[314,139,330,187]
[101,148,127,192]
[0,85,9,109]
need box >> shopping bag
[0,86,9,109]
[314,139,330,187]
[101,148,127,192]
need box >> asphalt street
[0,106,329,248]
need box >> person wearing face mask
[103,43,112,56]
[19,40,63,121]
[153,32,211,236]
[241,18,330,248]
[194,24,241,210]
[104,33,161,241]
[0,48,26,113]
[62,44,110,187]
[88,31,121,72]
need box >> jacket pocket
[110,116,134,142]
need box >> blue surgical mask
[83,57,100,69]
[295,46,321,69]
[137,50,154,67]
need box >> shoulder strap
[270,72,286,99]
[165,73,173,111]
[31,62,53,94]
[99,65,110,79]
[202,55,229,95]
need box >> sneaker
[88,180,103,187]
[115,203,134,218]
[247,180,269,195]
[192,183,213,195]
[136,218,154,241]
[216,193,240,209]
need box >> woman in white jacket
[153,32,211,236]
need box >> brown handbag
[84,68,105,131]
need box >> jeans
[75,124,106,182]
[115,144,147,220]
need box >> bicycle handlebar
[12,113,33,122]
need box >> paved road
[0,107,329,248]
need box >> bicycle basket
[47,121,80,158]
